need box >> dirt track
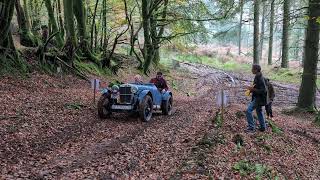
[0,73,216,179]
[1,65,320,179]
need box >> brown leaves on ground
[0,72,319,179]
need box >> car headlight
[131,85,138,94]
[112,85,119,92]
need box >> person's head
[156,72,163,80]
[251,64,261,74]
[134,74,142,82]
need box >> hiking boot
[258,127,266,132]
[245,128,256,134]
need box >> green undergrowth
[233,160,278,179]
[75,60,112,77]
[0,53,29,77]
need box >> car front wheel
[162,96,173,115]
[139,95,153,122]
[98,94,112,119]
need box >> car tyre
[162,96,173,115]
[139,95,153,122]
[98,94,112,119]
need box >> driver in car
[150,72,169,93]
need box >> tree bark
[253,0,260,64]
[44,0,64,47]
[259,0,267,62]
[281,0,290,68]
[238,0,244,55]
[267,0,275,65]
[297,0,320,109]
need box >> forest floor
[1,62,320,179]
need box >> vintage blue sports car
[98,83,173,122]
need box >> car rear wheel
[98,94,112,119]
[162,96,173,115]
[139,95,153,122]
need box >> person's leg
[265,104,270,118]
[246,100,256,130]
[256,106,266,130]
[269,102,274,117]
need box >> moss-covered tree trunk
[142,0,154,74]
[297,0,320,110]
[44,0,63,47]
[15,0,37,47]
[0,0,16,50]
[281,0,290,68]
[73,0,99,64]
[63,0,76,64]
[57,0,64,38]
[268,0,275,65]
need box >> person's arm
[251,77,266,95]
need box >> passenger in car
[134,74,143,84]
[150,72,169,93]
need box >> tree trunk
[63,0,76,64]
[297,0,320,110]
[0,0,15,48]
[142,0,154,74]
[281,0,290,68]
[15,0,36,47]
[259,0,267,62]
[73,0,99,64]
[238,0,244,55]
[268,0,275,65]
[23,0,31,29]
[253,0,260,64]
[90,0,99,49]
[57,0,64,38]
[44,0,64,47]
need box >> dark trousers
[265,102,273,117]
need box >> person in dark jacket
[245,64,268,133]
[150,72,169,93]
[265,78,275,119]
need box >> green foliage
[0,53,29,76]
[75,60,112,77]
[233,160,275,179]
[268,120,283,135]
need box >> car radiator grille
[119,86,132,104]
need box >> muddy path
[178,62,320,107]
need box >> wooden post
[221,90,224,121]
[93,79,96,104]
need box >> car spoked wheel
[162,96,173,115]
[139,95,153,122]
[98,94,112,119]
